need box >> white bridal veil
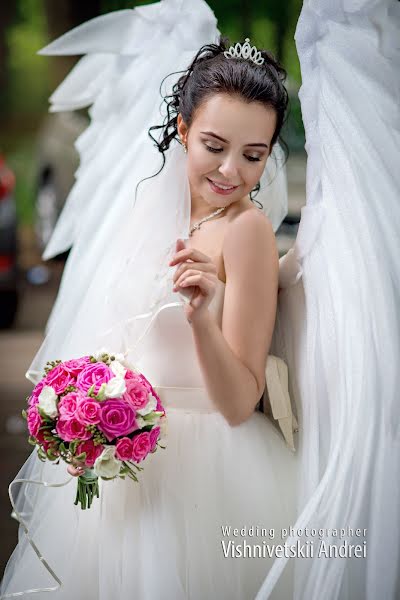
[6,0,400,598]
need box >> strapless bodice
[135,280,225,388]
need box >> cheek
[187,147,216,181]
[246,164,265,188]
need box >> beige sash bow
[262,354,299,452]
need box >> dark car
[0,155,19,328]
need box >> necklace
[189,206,226,237]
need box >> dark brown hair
[136,35,290,207]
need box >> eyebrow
[200,130,269,149]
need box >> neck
[190,186,225,222]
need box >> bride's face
[177,93,276,210]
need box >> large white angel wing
[36,0,219,262]
[257,1,400,598]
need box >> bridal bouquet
[22,349,167,510]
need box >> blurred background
[0,0,306,577]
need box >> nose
[218,155,240,181]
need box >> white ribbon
[1,474,75,598]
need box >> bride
[1,0,399,599]
[0,2,299,599]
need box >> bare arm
[190,210,279,426]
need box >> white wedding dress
[1,279,299,600]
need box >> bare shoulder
[223,206,279,282]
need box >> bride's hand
[67,460,86,477]
[169,238,218,323]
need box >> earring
[183,143,187,153]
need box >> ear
[177,113,188,144]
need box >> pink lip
[207,178,239,195]
[208,178,238,187]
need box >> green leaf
[142,410,163,421]
[95,383,107,401]
[46,449,58,460]
[69,440,78,453]
[37,447,47,460]
[74,451,87,461]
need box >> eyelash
[204,145,261,162]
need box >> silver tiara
[223,37,265,66]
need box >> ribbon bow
[262,354,299,452]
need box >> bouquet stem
[74,468,100,510]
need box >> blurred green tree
[0,3,16,113]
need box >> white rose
[37,386,58,418]
[135,416,146,429]
[136,393,157,416]
[110,360,127,379]
[103,376,127,398]
[93,446,121,478]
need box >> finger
[71,460,85,473]
[177,273,215,295]
[173,262,216,284]
[175,238,186,252]
[174,268,214,289]
[67,464,83,477]
[169,247,213,266]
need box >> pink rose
[76,439,104,467]
[58,391,83,418]
[124,369,139,380]
[115,437,134,461]
[29,379,47,407]
[136,373,152,392]
[45,364,75,395]
[63,356,91,377]
[137,374,164,413]
[124,372,163,412]
[36,428,58,454]
[131,431,151,463]
[149,426,160,452]
[76,363,113,395]
[26,406,42,438]
[56,417,92,442]
[155,395,164,414]
[122,379,149,411]
[98,399,138,442]
[76,397,101,425]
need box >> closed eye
[204,145,261,162]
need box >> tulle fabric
[1,389,298,600]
